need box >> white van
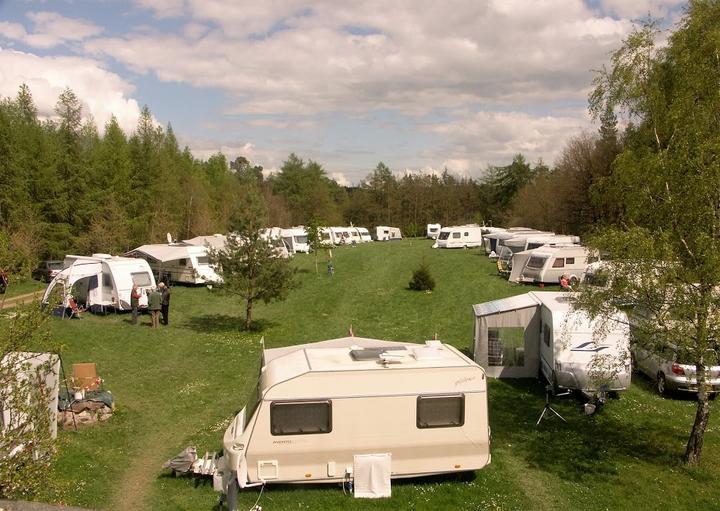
[433,225,483,249]
[215,337,490,506]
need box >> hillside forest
[0,84,622,275]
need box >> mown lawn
[15,239,719,510]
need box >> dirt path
[0,291,43,309]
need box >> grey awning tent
[472,294,541,378]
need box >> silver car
[632,344,720,396]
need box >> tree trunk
[684,380,711,464]
[244,298,253,330]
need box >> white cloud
[0,12,102,49]
[427,109,591,175]
[0,49,142,134]
[83,0,633,117]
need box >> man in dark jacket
[148,287,162,328]
[159,282,171,325]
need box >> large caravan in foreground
[472,292,631,394]
[215,337,490,506]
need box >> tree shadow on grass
[490,378,686,483]
[185,314,278,333]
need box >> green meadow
[18,240,719,510]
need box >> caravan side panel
[242,368,489,484]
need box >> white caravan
[261,229,291,258]
[497,235,579,276]
[375,226,402,241]
[520,245,596,285]
[43,254,155,312]
[281,228,311,254]
[483,228,540,255]
[215,337,490,506]
[426,224,441,239]
[357,227,372,242]
[433,225,483,249]
[535,292,631,393]
[472,292,631,395]
[127,244,221,284]
[346,227,364,245]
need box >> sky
[0,0,687,185]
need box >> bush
[409,263,435,291]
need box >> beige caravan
[215,337,490,506]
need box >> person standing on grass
[159,281,171,325]
[148,286,162,328]
[130,284,141,325]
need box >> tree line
[1,82,621,276]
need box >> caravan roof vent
[349,347,407,361]
[91,253,113,259]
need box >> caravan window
[196,256,209,265]
[178,258,187,266]
[438,232,450,240]
[102,272,113,288]
[294,235,308,244]
[526,256,546,269]
[270,400,332,435]
[566,257,575,265]
[417,394,464,428]
[552,258,565,268]
[131,272,152,287]
[464,232,469,236]
[452,232,461,239]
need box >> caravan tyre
[656,372,667,396]
[569,276,579,286]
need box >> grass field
[13,239,719,510]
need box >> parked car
[632,343,720,396]
[32,260,64,282]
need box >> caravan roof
[184,234,227,250]
[260,337,476,394]
[128,243,208,262]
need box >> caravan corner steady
[213,337,490,506]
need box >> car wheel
[656,372,667,395]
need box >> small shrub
[409,263,435,291]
